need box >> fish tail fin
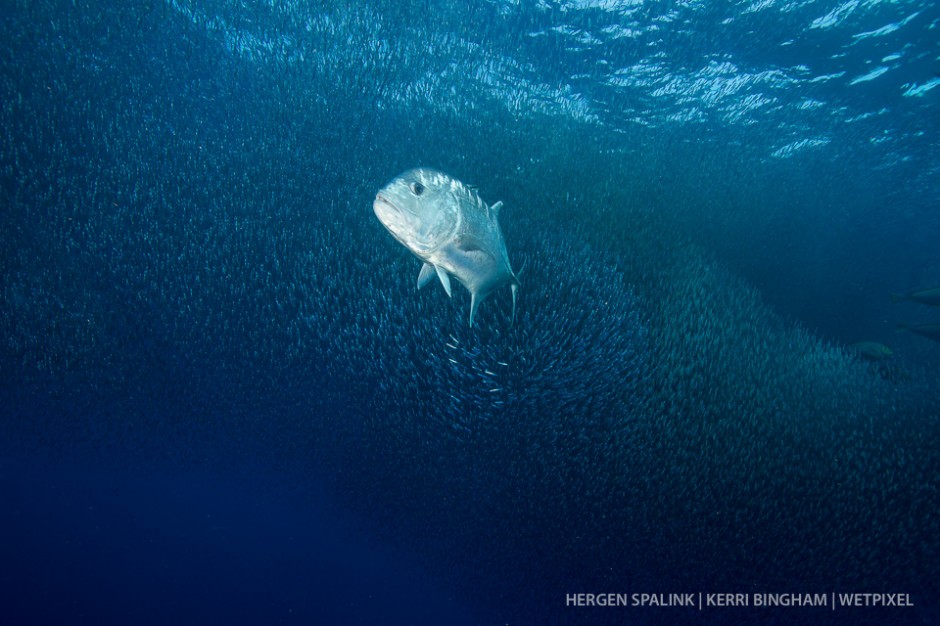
[890,293,905,304]
[896,324,909,333]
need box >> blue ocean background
[1,1,939,624]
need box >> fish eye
[410,182,425,196]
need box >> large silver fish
[373,168,520,327]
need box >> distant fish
[847,341,893,361]
[374,168,520,327]
[896,323,940,342]
[890,287,940,306]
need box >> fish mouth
[373,193,397,216]
[373,194,408,241]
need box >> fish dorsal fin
[490,200,503,216]
[435,265,452,297]
[417,263,435,290]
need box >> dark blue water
[2,1,938,624]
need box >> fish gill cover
[0,1,939,625]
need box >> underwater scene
[1,1,939,624]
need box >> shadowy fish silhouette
[373,168,520,327]
[896,323,940,342]
[847,341,893,361]
[890,287,940,306]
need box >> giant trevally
[891,287,940,306]
[373,168,520,327]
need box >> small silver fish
[373,168,520,326]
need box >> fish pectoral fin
[419,262,453,297]
[455,235,496,265]
[490,200,503,216]
[435,265,453,297]
[417,263,436,290]
[455,235,484,253]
